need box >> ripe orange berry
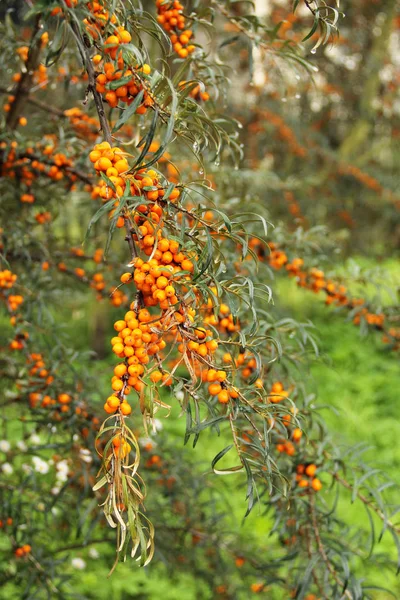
[114,363,127,377]
[208,383,222,396]
[217,390,229,404]
[114,320,126,332]
[298,479,309,488]
[311,478,322,492]
[120,272,132,283]
[118,30,132,43]
[112,379,124,392]
[107,396,121,409]
[120,402,132,416]
[305,464,317,477]
[292,428,302,442]
[150,370,163,383]
[112,343,124,355]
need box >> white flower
[51,487,60,496]
[73,434,79,441]
[32,456,50,474]
[79,448,92,464]
[17,441,27,452]
[88,548,99,559]
[153,418,163,431]
[139,437,156,449]
[30,434,41,445]
[2,462,13,475]
[56,460,69,482]
[71,558,86,570]
[56,471,68,483]
[22,463,32,474]
[0,440,11,452]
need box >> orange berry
[298,479,309,488]
[114,363,127,377]
[311,478,322,492]
[305,464,317,477]
[208,383,222,396]
[217,390,229,404]
[107,396,121,409]
[120,402,132,416]
[114,320,126,332]
[120,272,132,284]
[150,370,163,383]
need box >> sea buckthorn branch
[80,62,302,562]
[5,16,44,131]
[212,0,341,65]
[332,472,400,536]
[247,238,400,350]
[68,16,113,145]
[0,86,66,118]
[246,105,400,211]
[309,495,353,600]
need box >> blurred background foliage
[0,0,399,598]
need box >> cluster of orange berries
[35,211,52,224]
[204,294,240,335]
[105,307,167,416]
[29,390,72,412]
[267,381,289,403]
[383,327,400,350]
[179,81,210,102]
[94,54,153,111]
[14,544,32,558]
[338,163,383,194]
[25,352,72,412]
[64,107,99,140]
[197,367,236,404]
[56,255,128,307]
[296,463,322,492]
[156,0,196,58]
[4,33,49,118]
[0,270,23,311]
[259,109,307,158]
[111,434,131,459]
[284,190,304,220]
[91,146,243,414]
[51,0,77,16]
[250,239,389,339]
[9,331,29,351]
[90,142,129,200]
[233,352,262,389]
[353,307,385,327]
[83,2,153,111]
[1,140,76,199]
[0,269,17,290]
[27,353,54,388]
